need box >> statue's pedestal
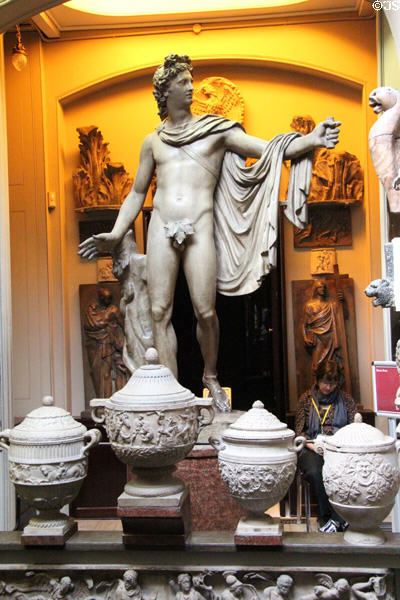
[21,514,78,546]
[197,410,243,443]
[234,515,282,546]
[117,486,191,547]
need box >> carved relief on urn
[0,396,101,544]
[91,348,214,498]
[316,413,400,545]
[210,401,305,543]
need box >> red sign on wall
[372,361,400,418]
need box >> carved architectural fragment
[310,248,337,276]
[293,277,360,400]
[0,570,393,600]
[82,286,129,398]
[290,115,362,247]
[294,205,352,248]
[290,115,364,205]
[192,76,245,123]
[73,125,133,211]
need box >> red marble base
[117,489,191,547]
[175,445,244,530]
[234,532,282,546]
[21,521,78,547]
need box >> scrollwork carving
[323,454,400,506]
[219,461,295,501]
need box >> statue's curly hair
[153,54,193,120]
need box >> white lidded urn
[90,348,214,499]
[316,413,400,545]
[0,395,101,544]
[209,400,305,541]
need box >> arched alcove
[58,58,366,414]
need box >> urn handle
[197,406,215,430]
[82,428,102,456]
[90,399,106,424]
[208,436,226,452]
[0,429,10,452]
[289,435,306,453]
[313,435,326,456]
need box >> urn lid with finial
[324,412,396,452]
[6,396,88,442]
[222,400,295,442]
[106,348,212,410]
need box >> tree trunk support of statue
[117,485,191,547]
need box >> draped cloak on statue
[156,114,312,296]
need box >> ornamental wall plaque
[73,125,133,212]
[192,76,245,124]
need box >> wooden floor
[76,518,319,533]
[75,498,393,533]
[77,519,123,531]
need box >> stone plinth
[117,486,191,547]
[21,519,77,547]
[234,516,282,546]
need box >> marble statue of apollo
[79,54,340,411]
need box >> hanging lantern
[11,25,28,72]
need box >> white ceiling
[31,0,374,38]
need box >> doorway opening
[173,249,287,418]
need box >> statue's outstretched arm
[284,118,340,160]
[78,134,155,260]
[224,127,267,158]
[223,119,340,162]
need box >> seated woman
[295,360,357,533]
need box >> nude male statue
[79,54,340,411]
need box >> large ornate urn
[90,348,214,499]
[317,413,400,545]
[0,396,101,544]
[209,400,305,543]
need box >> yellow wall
[6,15,381,415]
